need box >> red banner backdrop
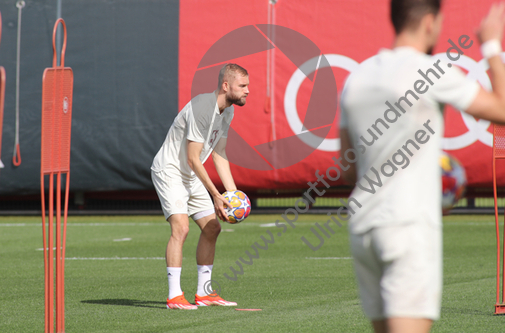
[179,0,498,192]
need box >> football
[440,152,467,214]
[222,190,251,224]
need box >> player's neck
[215,90,228,114]
[393,31,431,54]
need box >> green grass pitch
[1,214,504,332]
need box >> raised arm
[187,140,232,222]
[465,3,505,124]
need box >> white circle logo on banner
[284,52,496,152]
[284,54,359,152]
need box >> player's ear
[421,13,434,32]
[424,13,441,36]
[223,81,229,92]
[426,13,443,46]
[434,13,443,36]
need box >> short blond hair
[217,63,248,90]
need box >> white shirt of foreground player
[340,46,479,234]
[151,92,234,181]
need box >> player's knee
[204,219,221,238]
[172,225,190,241]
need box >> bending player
[151,64,249,310]
[340,1,505,332]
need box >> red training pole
[41,18,73,332]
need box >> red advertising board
[179,0,498,192]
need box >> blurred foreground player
[340,1,505,332]
[151,64,249,309]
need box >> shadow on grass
[82,299,166,309]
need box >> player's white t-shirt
[340,47,479,234]
[151,92,234,180]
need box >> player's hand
[213,193,232,222]
[477,2,505,44]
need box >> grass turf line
[0,215,503,332]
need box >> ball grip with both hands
[221,190,251,224]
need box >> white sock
[196,265,213,296]
[167,267,183,300]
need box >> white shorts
[151,169,215,221]
[350,222,442,321]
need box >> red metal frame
[493,123,505,315]
[41,18,73,333]
[0,12,5,170]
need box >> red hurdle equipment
[493,124,505,315]
[40,18,73,333]
[0,12,5,169]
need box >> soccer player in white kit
[151,64,249,310]
[340,1,505,332]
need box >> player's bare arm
[187,139,232,221]
[212,137,237,191]
[466,3,505,124]
[339,128,357,184]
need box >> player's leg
[151,170,196,310]
[375,222,442,333]
[165,213,190,300]
[194,212,221,266]
[350,231,386,331]
[188,180,221,269]
[192,212,236,306]
[193,212,220,296]
[188,181,236,306]
[387,318,432,333]
[166,213,190,268]
[165,213,197,309]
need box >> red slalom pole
[493,124,505,315]
[56,172,62,332]
[41,18,73,332]
[48,173,54,332]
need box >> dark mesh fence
[0,0,179,195]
